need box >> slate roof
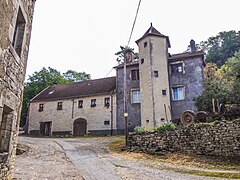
[136,24,171,47]
[31,77,116,102]
[169,51,205,65]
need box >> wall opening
[0,105,14,153]
[12,7,26,57]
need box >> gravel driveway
[14,136,231,180]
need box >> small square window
[91,99,96,107]
[171,63,183,74]
[38,104,44,112]
[78,100,83,108]
[104,97,110,107]
[131,69,139,81]
[154,71,158,78]
[144,41,147,47]
[162,90,167,95]
[104,121,110,125]
[57,102,63,110]
[141,58,144,64]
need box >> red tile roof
[31,77,116,102]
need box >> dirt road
[14,136,230,180]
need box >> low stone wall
[128,120,240,157]
[0,153,10,179]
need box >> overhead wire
[105,0,142,77]
[127,0,142,46]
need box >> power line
[127,0,142,46]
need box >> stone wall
[0,0,36,179]
[128,120,240,157]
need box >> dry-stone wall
[128,120,240,157]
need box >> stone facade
[115,25,205,131]
[115,62,141,133]
[0,0,36,179]
[169,53,205,119]
[136,29,172,130]
[128,120,240,157]
[28,94,116,136]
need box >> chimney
[190,39,196,53]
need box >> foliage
[187,30,240,67]
[63,70,90,82]
[154,123,176,133]
[194,51,240,112]
[115,46,139,64]
[134,126,146,135]
[21,67,90,127]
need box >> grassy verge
[109,139,240,179]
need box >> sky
[26,0,239,80]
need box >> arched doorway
[73,118,87,136]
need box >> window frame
[12,7,26,58]
[172,86,185,101]
[170,63,184,74]
[131,69,140,81]
[78,100,83,108]
[38,104,44,112]
[57,102,63,110]
[104,97,110,107]
[131,89,141,104]
[90,99,96,107]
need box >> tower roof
[136,23,171,47]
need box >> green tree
[63,70,90,82]
[187,30,240,67]
[21,67,90,127]
[194,51,240,112]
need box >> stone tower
[136,24,172,130]
[0,0,36,179]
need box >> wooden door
[73,119,87,136]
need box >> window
[12,8,26,57]
[78,100,83,108]
[132,90,140,103]
[104,97,110,107]
[91,99,96,107]
[141,58,144,64]
[38,104,44,112]
[131,69,139,81]
[104,121,110,125]
[57,102,63,110]
[144,41,148,47]
[172,86,184,100]
[171,63,183,74]
[154,71,159,78]
[162,90,167,96]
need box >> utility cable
[127,0,142,46]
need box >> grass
[108,139,240,179]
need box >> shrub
[134,126,146,135]
[154,123,176,133]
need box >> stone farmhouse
[28,25,205,136]
[0,0,36,179]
